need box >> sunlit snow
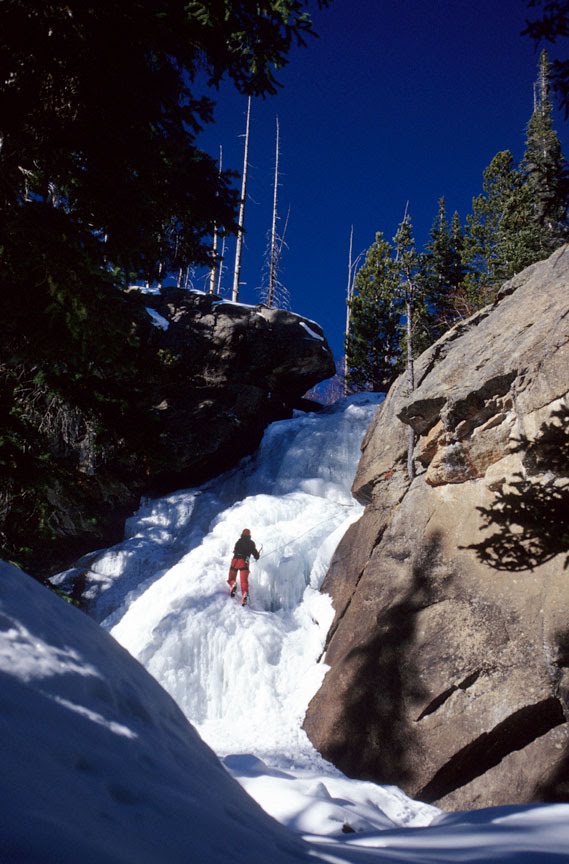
[299,320,325,341]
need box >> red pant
[227,557,249,596]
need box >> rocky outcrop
[304,246,569,810]
[4,289,334,577]
[139,289,335,488]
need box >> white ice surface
[85,394,385,766]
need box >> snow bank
[0,561,311,864]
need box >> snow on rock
[145,305,170,330]
[299,320,325,341]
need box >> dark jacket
[233,536,260,561]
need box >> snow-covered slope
[0,561,311,864]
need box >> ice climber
[227,528,260,606]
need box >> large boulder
[303,246,569,810]
[139,289,336,488]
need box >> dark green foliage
[522,50,569,253]
[0,0,329,277]
[461,150,534,305]
[0,200,156,572]
[424,200,466,329]
[186,1,328,95]
[346,50,568,400]
[0,0,328,576]
[450,51,569,315]
[346,216,434,396]
[345,233,402,393]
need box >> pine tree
[345,233,402,393]
[0,0,330,573]
[521,49,569,255]
[1,1,328,282]
[460,50,569,313]
[424,198,465,331]
[461,151,530,308]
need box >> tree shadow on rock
[468,405,569,571]
[327,531,443,788]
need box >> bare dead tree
[209,145,223,295]
[260,116,291,309]
[394,202,419,481]
[267,116,280,305]
[232,97,251,302]
[343,225,365,395]
[216,232,226,294]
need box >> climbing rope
[258,503,355,561]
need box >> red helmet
[241,528,251,536]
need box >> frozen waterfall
[55,393,382,764]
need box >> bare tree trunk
[232,97,251,303]
[209,146,223,295]
[344,225,354,395]
[217,234,226,294]
[406,295,416,480]
[268,116,280,307]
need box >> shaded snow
[145,306,170,330]
[0,561,311,864]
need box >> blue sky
[195,0,569,358]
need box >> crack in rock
[416,671,482,721]
[417,697,566,803]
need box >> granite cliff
[304,246,569,810]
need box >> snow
[299,320,325,341]
[145,305,170,330]
[3,394,569,862]
[0,561,310,864]
[212,299,260,310]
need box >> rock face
[303,246,569,810]
[140,289,335,488]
